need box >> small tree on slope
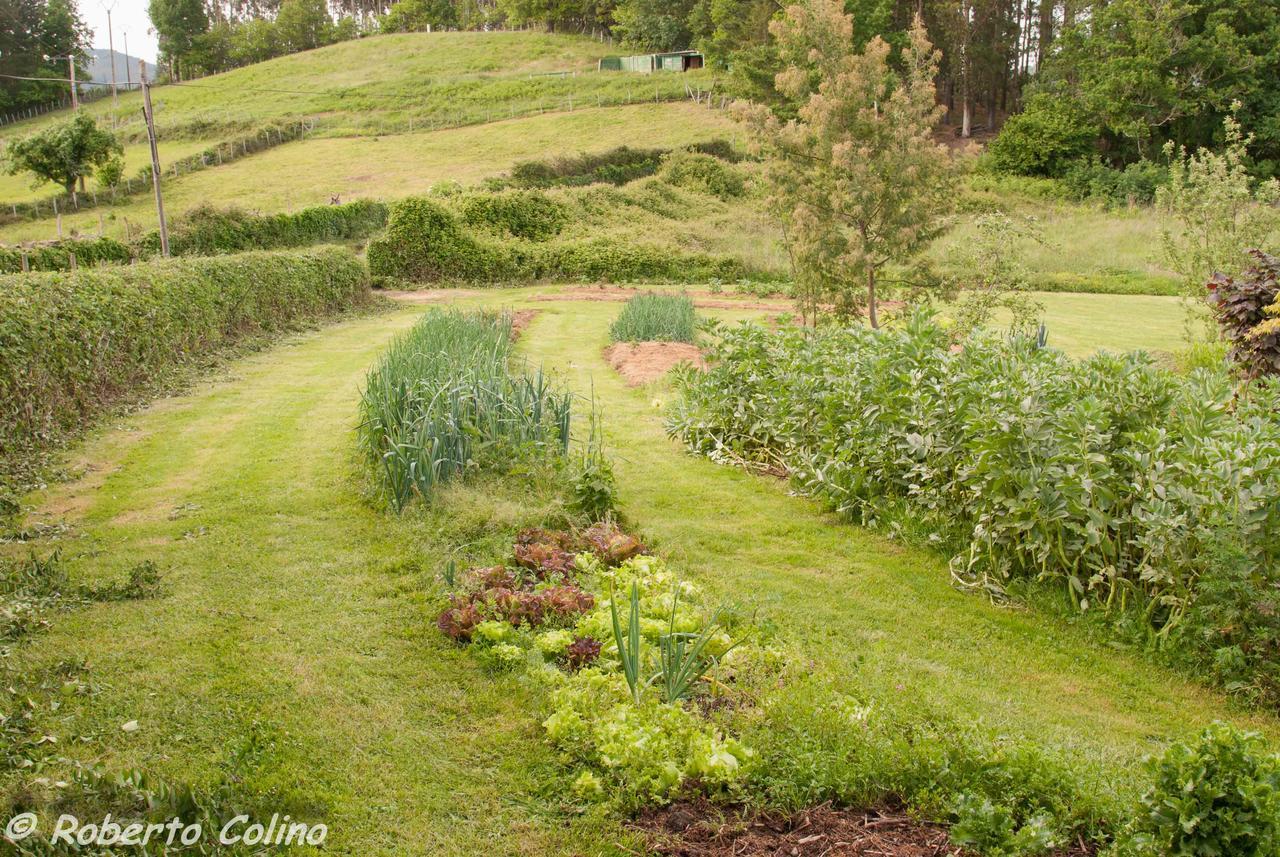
[739,1,957,327]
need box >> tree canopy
[3,111,123,196]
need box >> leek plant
[358,309,574,510]
[608,292,698,343]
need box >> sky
[82,0,158,64]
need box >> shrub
[356,309,574,510]
[668,313,1280,702]
[1209,250,1280,379]
[460,190,567,240]
[367,197,507,282]
[1062,158,1169,206]
[1114,723,1280,856]
[139,199,388,256]
[609,292,698,343]
[659,150,746,199]
[0,247,370,473]
[0,237,132,273]
[986,96,1100,178]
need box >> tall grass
[357,308,573,510]
[608,292,698,343]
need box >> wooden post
[56,212,63,238]
[68,56,79,109]
[69,252,77,271]
[141,61,169,257]
[20,251,29,272]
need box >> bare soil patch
[510,309,539,340]
[636,801,1096,857]
[636,803,962,857]
[604,342,706,386]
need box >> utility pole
[67,56,78,108]
[102,2,118,113]
[123,32,132,90]
[141,60,169,257]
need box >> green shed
[598,50,704,73]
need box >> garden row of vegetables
[359,306,1280,857]
[667,311,1280,708]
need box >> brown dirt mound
[604,342,705,386]
[510,309,539,340]
[636,802,961,857]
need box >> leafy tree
[0,0,89,112]
[149,0,210,80]
[985,93,1098,177]
[741,0,957,326]
[275,0,333,51]
[1159,109,1280,336]
[950,213,1045,338]
[3,112,123,198]
[1042,0,1280,169]
[613,0,697,50]
[381,0,459,31]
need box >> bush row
[138,199,388,257]
[0,246,370,476]
[0,237,132,274]
[367,197,756,285]
[669,314,1280,705]
[503,139,741,189]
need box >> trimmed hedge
[0,246,370,469]
[0,237,132,274]
[505,139,742,189]
[460,190,567,240]
[138,200,388,257]
[367,197,757,285]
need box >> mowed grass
[0,102,737,243]
[4,288,1267,856]
[992,290,1189,357]
[4,302,637,855]
[513,296,1277,791]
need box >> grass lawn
[1001,290,1189,357]
[3,288,1268,853]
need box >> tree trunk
[867,268,879,329]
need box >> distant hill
[86,48,155,89]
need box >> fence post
[68,252,77,271]
[20,251,29,273]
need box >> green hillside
[0,31,709,144]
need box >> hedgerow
[138,199,389,257]
[367,197,755,285]
[669,313,1280,705]
[0,246,370,479]
[0,237,132,273]
[460,190,567,240]
[504,139,742,189]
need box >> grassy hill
[0,31,710,145]
[0,28,1183,295]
